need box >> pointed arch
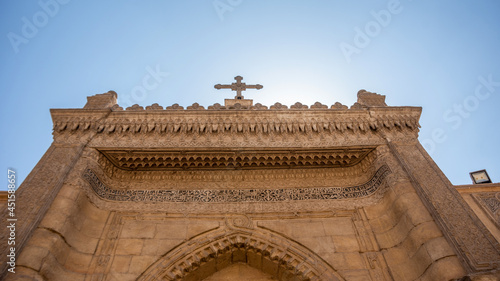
[137,227,345,281]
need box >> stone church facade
[1,89,500,280]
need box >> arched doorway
[202,263,276,281]
[137,227,344,281]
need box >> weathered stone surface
[121,220,156,239]
[16,246,49,271]
[83,90,117,109]
[390,143,500,272]
[141,238,182,256]
[115,239,144,255]
[323,217,356,236]
[3,90,498,280]
[129,255,159,274]
[110,255,132,273]
[418,256,466,281]
[64,250,93,273]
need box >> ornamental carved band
[83,165,390,203]
[97,148,375,170]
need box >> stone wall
[3,91,500,280]
[2,163,499,280]
[364,179,465,281]
[3,181,468,281]
[10,183,109,280]
[1,147,467,281]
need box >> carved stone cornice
[97,147,374,171]
[51,106,421,138]
[87,149,376,191]
[72,142,391,213]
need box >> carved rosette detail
[225,214,253,230]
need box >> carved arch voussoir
[137,228,345,281]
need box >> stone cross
[214,76,263,100]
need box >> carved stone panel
[472,192,500,228]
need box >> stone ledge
[97,147,375,171]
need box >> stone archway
[137,227,345,281]
[202,263,277,281]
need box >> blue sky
[1,0,499,190]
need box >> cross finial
[214,76,263,100]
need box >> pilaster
[0,143,88,277]
[388,141,500,273]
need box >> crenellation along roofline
[50,106,421,135]
[50,106,422,131]
[50,105,422,117]
[49,90,422,134]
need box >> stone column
[0,143,86,277]
[388,141,500,273]
[0,91,117,278]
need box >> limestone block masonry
[1,90,499,281]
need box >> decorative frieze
[82,164,390,203]
[97,147,375,171]
[53,115,419,135]
[90,148,376,191]
[51,102,421,137]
